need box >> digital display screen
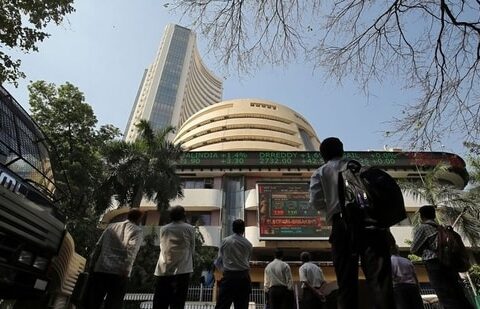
[256,183,330,240]
[178,151,465,169]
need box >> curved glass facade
[125,24,223,142]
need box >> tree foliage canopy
[29,80,120,255]
[400,164,480,246]
[101,120,184,211]
[0,0,75,85]
[171,0,480,147]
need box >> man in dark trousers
[309,137,394,309]
[264,249,294,309]
[153,205,195,309]
[215,219,253,309]
[411,205,473,309]
[298,251,326,309]
[88,208,144,309]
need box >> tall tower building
[124,24,223,142]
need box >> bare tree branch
[170,0,480,148]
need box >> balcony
[390,226,414,248]
[170,189,223,211]
[245,189,257,210]
[245,226,266,247]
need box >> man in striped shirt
[299,251,326,309]
[411,205,473,309]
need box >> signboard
[178,151,466,169]
[256,182,330,240]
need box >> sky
[4,0,468,158]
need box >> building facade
[124,24,223,142]
[103,99,470,289]
[173,99,320,151]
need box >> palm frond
[400,163,480,247]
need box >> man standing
[215,219,253,309]
[153,205,195,309]
[298,251,325,309]
[88,208,144,309]
[264,249,294,309]
[390,245,423,309]
[411,205,473,309]
[309,137,394,309]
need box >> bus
[0,85,67,300]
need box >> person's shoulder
[399,255,413,263]
[159,222,172,232]
[109,220,124,227]
[243,236,253,247]
[414,222,429,232]
[126,221,143,233]
[106,220,125,231]
[390,254,401,262]
[221,234,233,243]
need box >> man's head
[169,205,186,222]
[127,208,143,225]
[419,205,436,221]
[232,219,245,234]
[274,249,284,259]
[300,251,311,263]
[320,137,344,162]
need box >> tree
[28,81,121,256]
[171,0,480,148]
[192,227,218,283]
[102,120,184,212]
[128,228,160,293]
[0,0,75,85]
[401,164,480,246]
[465,141,480,194]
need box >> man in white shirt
[264,249,293,309]
[88,208,144,309]
[153,205,195,309]
[298,251,326,309]
[215,219,253,309]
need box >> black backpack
[427,221,471,272]
[338,160,407,228]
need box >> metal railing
[186,285,214,302]
[125,284,450,309]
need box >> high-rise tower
[124,24,223,142]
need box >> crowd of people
[81,136,475,309]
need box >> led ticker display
[178,151,466,170]
[257,183,330,240]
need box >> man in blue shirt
[390,245,423,309]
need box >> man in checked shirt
[411,205,473,309]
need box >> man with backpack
[309,137,394,309]
[411,205,473,309]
